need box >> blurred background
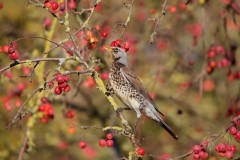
[0,0,240,160]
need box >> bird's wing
[120,66,164,116]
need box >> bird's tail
[159,120,178,140]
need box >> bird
[104,46,178,140]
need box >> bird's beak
[104,45,112,52]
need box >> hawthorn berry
[234,131,240,141]
[44,0,51,8]
[137,148,145,156]
[56,75,65,83]
[68,0,76,10]
[65,110,75,119]
[63,85,71,93]
[106,140,114,147]
[48,81,54,88]
[9,51,19,60]
[54,86,62,95]
[229,126,237,135]
[0,2,3,9]
[50,1,59,10]
[41,97,48,104]
[122,42,130,52]
[8,46,15,54]
[98,139,106,147]
[101,31,108,38]
[200,140,208,148]
[225,151,233,158]
[169,5,177,13]
[78,141,87,149]
[193,145,201,154]
[106,133,113,140]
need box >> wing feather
[120,66,164,116]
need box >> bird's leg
[116,107,131,116]
[133,117,141,133]
[133,104,144,133]
[105,83,114,96]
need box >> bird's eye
[112,48,118,52]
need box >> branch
[149,0,168,43]
[7,70,93,128]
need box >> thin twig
[149,0,168,43]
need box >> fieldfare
[105,46,178,140]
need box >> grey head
[105,46,128,66]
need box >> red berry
[58,82,67,88]
[193,153,200,160]
[41,97,48,104]
[48,81,54,88]
[63,85,71,93]
[122,42,130,52]
[9,51,19,60]
[229,126,237,135]
[78,141,87,149]
[51,2,59,10]
[65,110,75,119]
[234,131,240,141]
[137,148,145,156]
[56,75,65,83]
[115,39,121,47]
[106,140,114,147]
[225,151,233,158]
[3,45,9,53]
[0,2,3,9]
[68,0,76,10]
[101,32,108,38]
[231,145,237,153]
[169,5,177,13]
[41,116,49,123]
[200,152,208,159]
[209,61,217,68]
[216,143,226,152]
[98,139,106,147]
[110,41,116,47]
[200,140,208,148]
[64,75,70,82]
[54,86,62,95]
[193,145,201,154]
[8,46,15,54]
[179,2,187,10]
[106,133,113,140]
[100,72,109,80]
[59,2,65,11]
[44,0,51,8]
[207,50,216,58]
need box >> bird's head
[104,46,128,66]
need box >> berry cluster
[215,143,237,158]
[1,43,19,60]
[54,73,71,95]
[98,133,114,147]
[206,45,237,77]
[229,126,240,142]
[192,141,209,160]
[78,133,114,150]
[38,97,54,123]
[110,39,130,52]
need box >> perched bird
[104,46,178,140]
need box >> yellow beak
[104,45,112,52]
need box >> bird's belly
[109,75,142,115]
